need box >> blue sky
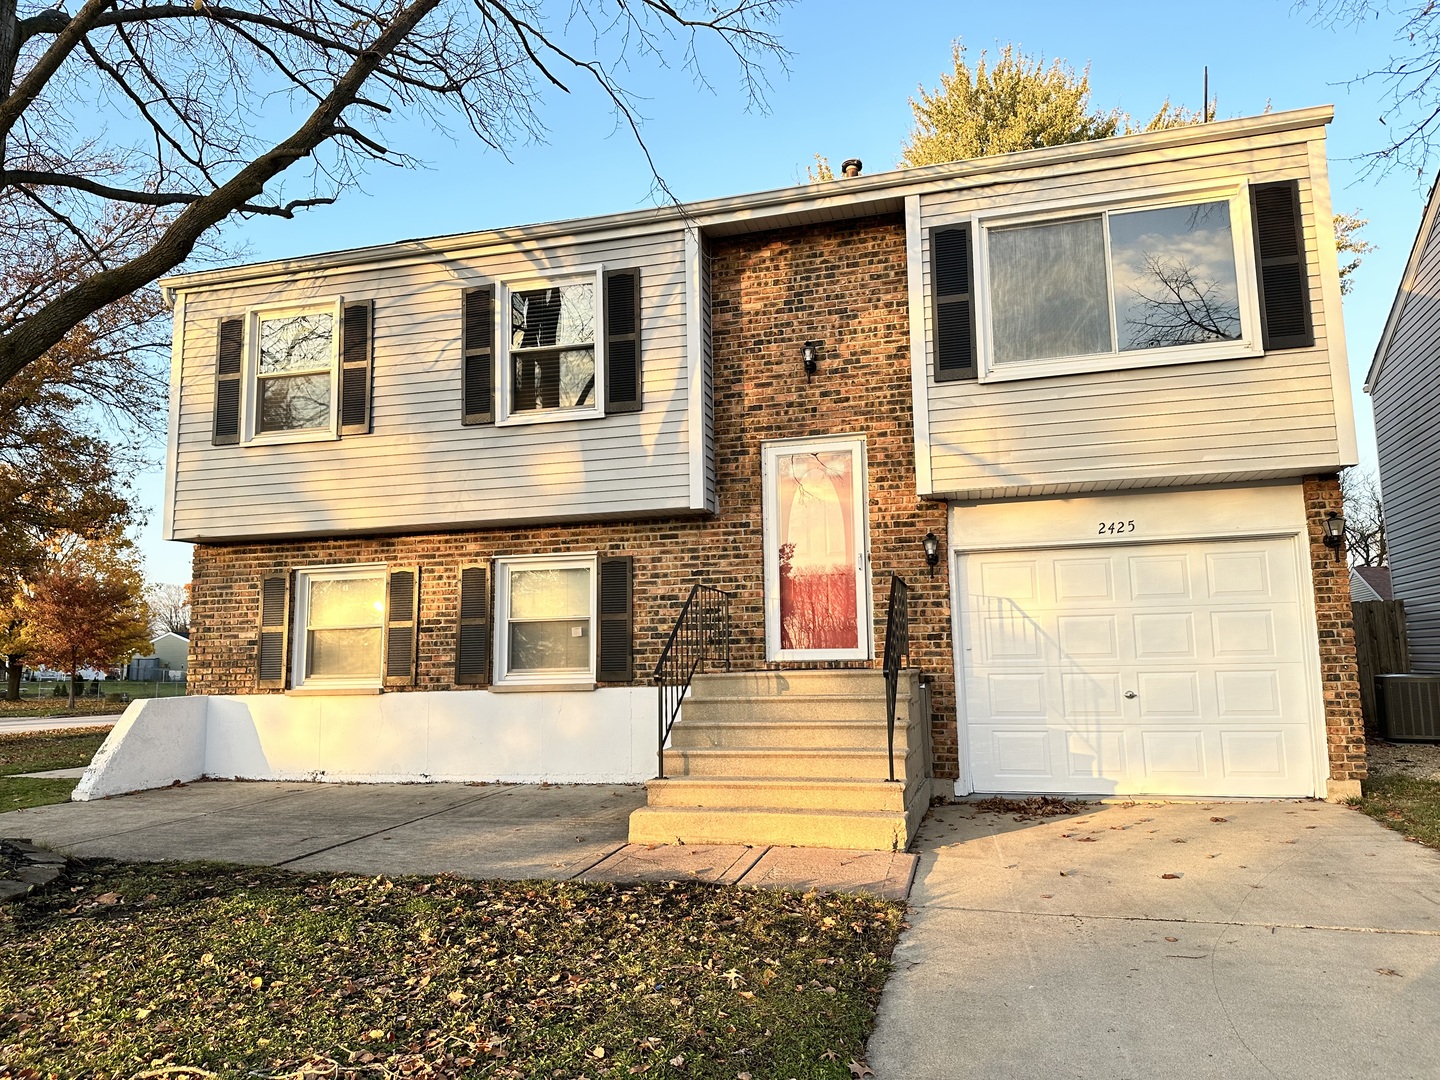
[135,0,1424,583]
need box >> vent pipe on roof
[841,158,863,178]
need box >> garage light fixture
[1323,511,1345,558]
[923,531,941,576]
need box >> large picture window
[978,191,1258,381]
[494,555,597,685]
[292,566,386,688]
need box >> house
[1367,176,1440,670]
[125,631,190,681]
[78,105,1365,841]
[1349,565,1393,604]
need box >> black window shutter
[455,563,491,686]
[597,556,634,682]
[1251,181,1313,351]
[604,269,642,413]
[462,287,495,425]
[212,317,244,445]
[257,572,291,689]
[931,227,977,381]
[384,565,420,686]
[340,300,374,435]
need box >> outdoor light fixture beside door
[1323,511,1346,560]
[923,531,941,576]
[802,340,821,381]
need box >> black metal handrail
[882,574,910,783]
[655,583,733,779]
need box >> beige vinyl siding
[918,129,1344,500]
[1372,200,1440,670]
[171,230,697,541]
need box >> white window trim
[242,298,344,445]
[493,552,599,687]
[495,265,607,427]
[971,182,1264,384]
[290,563,387,691]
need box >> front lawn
[1356,774,1440,850]
[0,862,903,1079]
[0,696,127,719]
[0,728,112,814]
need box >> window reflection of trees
[258,313,333,432]
[511,285,596,412]
[1120,253,1242,350]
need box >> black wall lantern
[923,531,941,576]
[1323,511,1346,560]
[802,340,821,381]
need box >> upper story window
[461,267,642,427]
[509,279,598,416]
[990,200,1243,367]
[257,309,335,434]
[211,299,373,447]
[929,182,1314,386]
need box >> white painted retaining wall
[73,688,658,800]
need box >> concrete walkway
[867,798,1440,1080]
[0,779,915,898]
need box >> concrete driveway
[867,798,1440,1080]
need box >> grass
[0,696,127,719]
[1355,774,1440,850]
[0,728,111,815]
[0,861,903,1079]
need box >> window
[473,266,641,426]
[971,189,1261,382]
[256,309,335,434]
[493,555,597,685]
[292,566,386,688]
[510,281,597,414]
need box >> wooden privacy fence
[1352,600,1409,735]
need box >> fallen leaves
[1160,873,1183,880]
[972,795,1090,820]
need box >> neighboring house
[1349,565,1393,604]
[90,105,1363,835]
[1367,175,1440,670]
[125,631,190,681]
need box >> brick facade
[1303,473,1367,785]
[188,214,963,779]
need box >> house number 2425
[1098,520,1136,535]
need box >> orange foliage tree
[18,535,150,707]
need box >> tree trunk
[3,655,20,702]
[67,651,77,708]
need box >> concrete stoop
[627,669,931,852]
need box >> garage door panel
[962,536,1319,797]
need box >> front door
[761,436,872,661]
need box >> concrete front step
[680,692,908,724]
[645,776,912,812]
[689,670,893,699]
[628,804,914,851]
[669,719,911,751]
[663,745,915,781]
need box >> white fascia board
[160,108,1336,297]
[161,293,185,542]
[904,195,933,497]
[1306,138,1359,466]
[1366,172,1440,393]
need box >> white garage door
[958,538,1318,797]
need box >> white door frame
[761,434,873,662]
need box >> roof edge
[162,105,1335,293]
